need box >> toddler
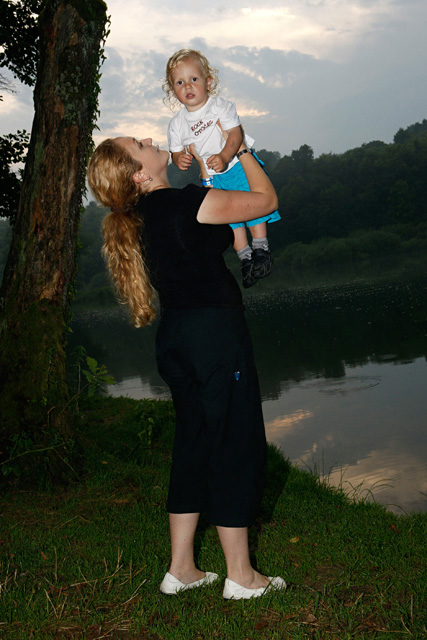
[163,49,281,288]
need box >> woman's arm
[191,144,211,184]
[196,147,278,225]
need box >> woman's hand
[217,122,247,155]
[196,129,278,226]
[189,143,210,180]
[216,120,229,142]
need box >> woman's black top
[137,184,243,310]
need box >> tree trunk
[0,0,107,482]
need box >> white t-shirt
[167,96,255,175]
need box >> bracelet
[201,177,213,187]
[236,149,249,159]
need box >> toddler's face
[171,57,212,112]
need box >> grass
[1,396,427,639]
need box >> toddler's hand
[177,152,193,171]
[207,153,227,173]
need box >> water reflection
[262,359,427,514]
[69,261,427,514]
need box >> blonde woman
[87,133,286,600]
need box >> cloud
[106,0,399,61]
[93,0,427,155]
[95,46,172,145]
[95,40,337,153]
[1,0,426,157]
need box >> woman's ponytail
[87,139,156,327]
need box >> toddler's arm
[207,125,243,173]
[172,149,193,171]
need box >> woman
[87,132,286,600]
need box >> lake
[69,255,427,515]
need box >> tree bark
[0,0,107,481]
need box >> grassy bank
[1,397,426,639]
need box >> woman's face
[116,137,169,174]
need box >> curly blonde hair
[87,138,157,327]
[163,49,219,110]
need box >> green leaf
[86,356,98,374]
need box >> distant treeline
[263,118,427,249]
[1,119,426,298]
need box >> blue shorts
[212,152,281,230]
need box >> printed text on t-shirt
[191,120,214,136]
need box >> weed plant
[1,396,426,639]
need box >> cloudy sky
[1,0,427,157]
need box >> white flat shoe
[223,576,286,600]
[159,571,219,595]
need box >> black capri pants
[155,306,267,527]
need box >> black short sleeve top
[137,184,243,310]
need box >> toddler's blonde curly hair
[163,49,219,110]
